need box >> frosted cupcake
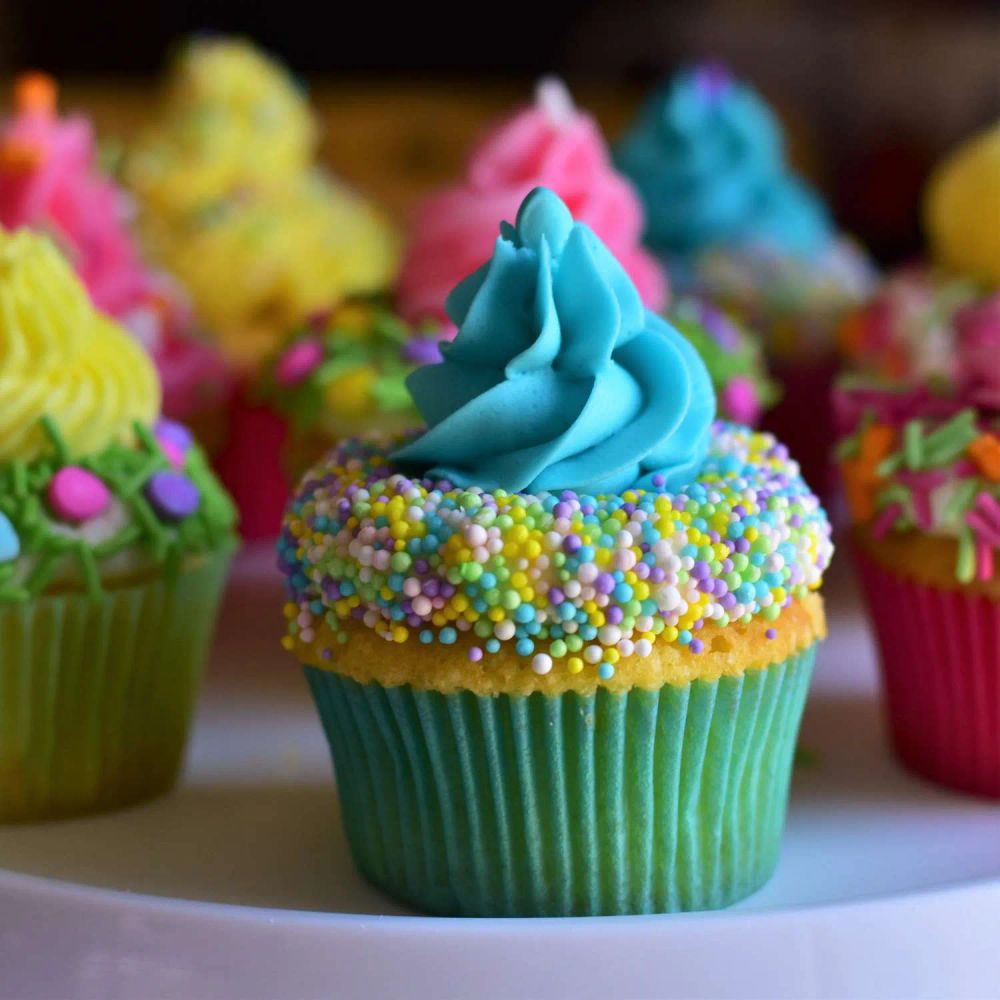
[279,189,832,916]
[0,228,237,821]
[836,122,1000,797]
[0,73,231,444]
[125,37,399,370]
[615,64,874,492]
[261,296,442,483]
[397,77,667,328]
[669,297,779,426]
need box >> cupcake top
[125,38,399,369]
[280,189,832,679]
[0,228,236,601]
[836,288,1000,583]
[925,120,1000,288]
[0,73,231,423]
[668,296,779,425]
[261,296,442,440]
[396,77,667,326]
[125,37,315,216]
[614,63,831,259]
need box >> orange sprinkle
[969,434,1000,483]
[14,73,56,115]
[842,424,896,523]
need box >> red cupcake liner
[855,545,1000,798]
[214,383,290,541]
[763,357,839,503]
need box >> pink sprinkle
[47,467,111,523]
[871,502,902,541]
[160,439,186,469]
[276,337,324,386]
[966,511,1000,550]
[976,538,995,582]
[721,376,761,426]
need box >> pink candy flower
[956,293,1000,411]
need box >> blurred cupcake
[835,123,1000,797]
[0,73,232,447]
[615,63,875,492]
[125,37,399,370]
[397,76,667,327]
[261,296,441,483]
[669,296,779,426]
[0,228,237,821]
[125,38,400,538]
[279,189,832,916]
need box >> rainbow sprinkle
[278,423,833,676]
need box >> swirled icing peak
[925,120,1000,287]
[614,64,832,258]
[0,228,160,462]
[396,78,666,324]
[394,188,714,495]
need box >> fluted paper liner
[306,644,816,916]
[856,547,1000,798]
[0,551,232,822]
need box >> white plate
[1,546,1000,1000]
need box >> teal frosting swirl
[393,188,715,495]
[614,64,832,259]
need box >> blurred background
[1,0,998,265]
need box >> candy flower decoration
[395,188,712,494]
[396,77,667,326]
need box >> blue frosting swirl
[393,188,715,495]
[614,64,832,259]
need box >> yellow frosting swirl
[925,121,1000,287]
[0,228,160,461]
[125,36,399,369]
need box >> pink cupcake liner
[214,383,290,541]
[855,545,1000,798]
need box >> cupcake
[396,76,667,328]
[125,38,399,538]
[278,189,832,916]
[615,63,875,493]
[0,73,232,446]
[0,228,237,822]
[125,37,399,369]
[261,296,443,483]
[836,122,1000,797]
[669,296,779,426]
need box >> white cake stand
[1,546,999,1000]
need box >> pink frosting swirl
[397,79,667,325]
[0,74,232,422]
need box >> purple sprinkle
[145,471,200,521]
[414,560,429,574]
[689,638,705,654]
[563,535,582,554]
[401,337,444,366]
[651,474,666,489]
[691,560,711,580]
[548,587,565,605]
[154,418,193,453]
[595,573,615,595]
[554,502,573,519]
[424,580,440,597]
[606,606,624,625]
[766,628,777,640]
[649,568,666,584]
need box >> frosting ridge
[394,188,713,494]
[0,228,160,462]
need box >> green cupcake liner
[306,642,817,916]
[0,550,233,822]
